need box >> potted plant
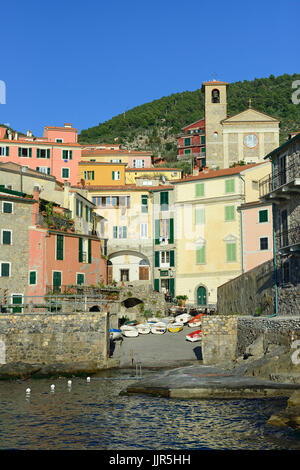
[176,295,188,307]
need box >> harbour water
[0,370,299,450]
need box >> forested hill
[79,74,300,160]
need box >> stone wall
[201,315,238,364]
[236,316,300,356]
[0,311,110,367]
[217,259,275,315]
[118,285,167,321]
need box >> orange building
[78,162,126,186]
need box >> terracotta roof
[171,164,262,183]
[126,167,182,172]
[202,80,228,85]
[81,149,152,156]
[80,184,174,192]
[79,161,127,166]
[44,125,78,132]
[0,138,81,147]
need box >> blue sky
[1,0,299,137]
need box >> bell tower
[202,80,228,168]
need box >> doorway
[197,286,207,306]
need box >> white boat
[110,328,122,340]
[150,322,167,335]
[186,329,202,342]
[175,313,192,324]
[121,325,139,338]
[136,323,151,334]
[161,317,174,325]
[147,317,160,324]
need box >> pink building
[0,124,81,186]
[238,201,273,272]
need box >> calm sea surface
[0,369,299,450]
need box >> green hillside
[79,73,300,163]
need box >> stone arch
[122,297,143,309]
[108,250,151,283]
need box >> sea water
[0,370,299,450]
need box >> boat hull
[186,329,202,342]
[151,322,167,334]
[168,323,183,333]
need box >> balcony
[259,160,300,201]
[277,225,300,254]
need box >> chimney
[27,130,32,137]
[14,132,18,140]
[64,123,72,128]
[32,185,41,225]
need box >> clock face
[244,134,258,148]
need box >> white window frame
[259,236,269,251]
[2,201,13,214]
[258,208,269,223]
[52,270,63,286]
[133,159,145,168]
[36,166,50,175]
[61,167,70,179]
[19,148,30,158]
[112,170,120,181]
[61,150,72,160]
[56,138,64,143]
[0,261,11,277]
[1,229,12,245]
[140,223,148,239]
[11,293,23,309]
[160,250,170,267]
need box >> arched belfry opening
[211,88,220,103]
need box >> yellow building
[78,162,126,186]
[86,184,156,285]
[172,162,271,306]
[125,168,183,185]
[81,149,153,168]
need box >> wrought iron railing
[277,225,300,249]
[259,160,300,197]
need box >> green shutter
[155,251,160,267]
[78,237,83,262]
[169,218,174,243]
[1,263,10,276]
[47,149,50,159]
[3,202,12,213]
[154,279,159,292]
[225,206,235,221]
[88,238,92,263]
[37,148,40,158]
[5,146,9,156]
[155,219,160,245]
[195,183,204,197]
[53,271,62,288]
[70,150,72,160]
[259,210,268,223]
[184,137,191,146]
[196,245,206,264]
[169,278,175,298]
[77,273,84,285]
[170,250,175,267]
[56,234,64,260]
[225,179,235,193]
[18,148,21,157]
[195,208,205,225]
[160,192,169,210]
[29,148,32,157]
[201,135,205,145]
[112,171,115,180]
[29,271,36,285]
[226,243,236,262]
[2,231,11,244]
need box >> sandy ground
[114,324,202,368]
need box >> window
[195,183,204,197]
[260,237,269,250]
[201,147,206,155]
[141,194,148,213]
[37,148,50,158]
[160,251,170,266]
[196,245,206,264]
[110,159,122,163]
[56,139,63,143]
[0,262,10,277]
[52,271,62,291]
[84,170,95,180]
[184,149,191,154]
[0,146,9,156]
[252,180,259,191]
[29,271,37,285]
[2,202,13,213]
[56,234,64,260]
[195,208,205,225]
[212,89,220,103]
[226,242,237,262]
[62,168,70,179]
[36,167,50,175]
[112,171,120,181]
[133,159,145,168]
[201,135,205,145]
[113,226,127,239]
[76,273,85,285]
[160,219,169,238]
[225,206,235,221]
[259,209,268,223]
[225,178,235,193]
[184,137,191,146]
[62,150,72,160]
[76,199,83,217]
[2,230,12,245]
[18,147,32,157]
[140,223,148,239]
[160,192,169,211]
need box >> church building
[177,80,280,169]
